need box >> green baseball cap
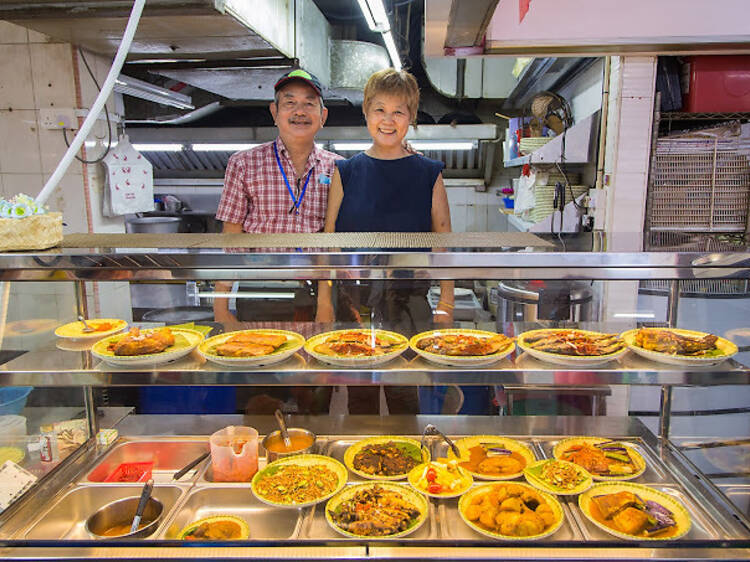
[274,69,323,97]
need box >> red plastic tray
[103,461,153,482]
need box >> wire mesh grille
[649,138,750,232]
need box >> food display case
[0,233,748,560]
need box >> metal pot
[125,217,181,234]
[493,280,593,324]
[261,428,316,462]
[141,306,214,324]
[85,496,164,539]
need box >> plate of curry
[579,482,691,540]
[304,329,408,366]
[344,437,430,480]
[553,437,646,481]
[446,436,535,481]
[199,329,305,367]
[458,482,564,540]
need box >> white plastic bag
[513,171,536,216]
[102,135,154,216]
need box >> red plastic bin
[103,461,153,482]
[683,56,750,113]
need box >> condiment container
[86,496,163,539]
[39,424,59,463]
[262,428,316,462]
[209,426,258,482]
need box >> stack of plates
[523,185,588,223]
[519,136,553,155]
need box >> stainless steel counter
[0,415,748,560]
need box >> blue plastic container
[0,386,33,415]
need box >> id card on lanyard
[273,141,312,215]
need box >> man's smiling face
[270,81,327,145]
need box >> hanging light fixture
[356,0,402,71]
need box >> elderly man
[214,69,342,324]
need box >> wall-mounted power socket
[40,108,78,130]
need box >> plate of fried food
[621,327,738,367]
[251,454,347,509]
[198,329,304,367]
[344,436,430,481]
[91,327,204,367]
[517,328,628,367]
[304,329,408,366]
[523,459,593,496]
[578,482,691,540]
[553,437,646,481]
[326,482,429,538]
[446,435,535,481]
[55,318,127,341]
[459,482,564,540]
[409,329,515,366]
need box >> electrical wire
[61,48,113,165]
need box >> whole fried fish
[635,328,719,356]
[524,330,624,356]
[416,333,512,356]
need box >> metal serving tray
[85,439,209,484]
[567,484,724,541]
[436,496,583,541]
[537,437,671,483]
[158,486,304,539]
[23,484,185,540]
[718,484,750,520]
[302,492,437,540]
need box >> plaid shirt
[216,137,342,233]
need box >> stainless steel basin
[159,487,303,539]
[24,485,184,539]
[86,439,209,483]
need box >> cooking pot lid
[497,280,593,302]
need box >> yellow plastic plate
[621,328,738,367]
[55,318,127,340]
[517,328,627,367]
[91,328,204,367]
[409,329,515,367]
[344,436,430,481]
[304,329,408,367]
[523,459,593,496]
[446,435,535,481]
[553,437,646,481]
[198,329,305,367]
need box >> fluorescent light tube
[612,312,656,319]
[410,141,476,151]
[332,142,371,151]
[132,143,183,152]
[382,30,402,71]
[198,292,296,300]
[114,75,194,110]
[192,143,259,151]
[357,0,390,31]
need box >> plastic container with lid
[209,426,258,482]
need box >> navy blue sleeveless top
[334,153,444,232]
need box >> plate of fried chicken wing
[198,329,305,367]
[91,327,204,366]
[621,327,738,366]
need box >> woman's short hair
[363,69,420,122]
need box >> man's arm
[431,174,454,324]
[315,169,344,323]
[214,221,244,324]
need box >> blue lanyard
[273,141,312,215]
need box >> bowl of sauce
[262,428,316,462]
[85,496,164,539]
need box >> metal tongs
[421,424,460,458]
[78,315,95,333]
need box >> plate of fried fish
[621,327,737,366]
[553,437,646,481]
[199,329,305,367]
[410,329,515,366]
[517,328,628,366]
[578,482,691,540]
[304,329,408,366]
[91,327,204,366]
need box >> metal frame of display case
[0,247,748,560]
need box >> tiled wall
[0,20,131,335]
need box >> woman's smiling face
[364,93,411,151]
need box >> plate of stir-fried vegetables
[251,454,347,508]
[523,459,593,496]
[553,437,646,481]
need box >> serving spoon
[129,478,154,534]
[78,315,95,333]
[274,409,293,449]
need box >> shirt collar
[275,136,322,167]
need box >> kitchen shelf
[504,112,598,167]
